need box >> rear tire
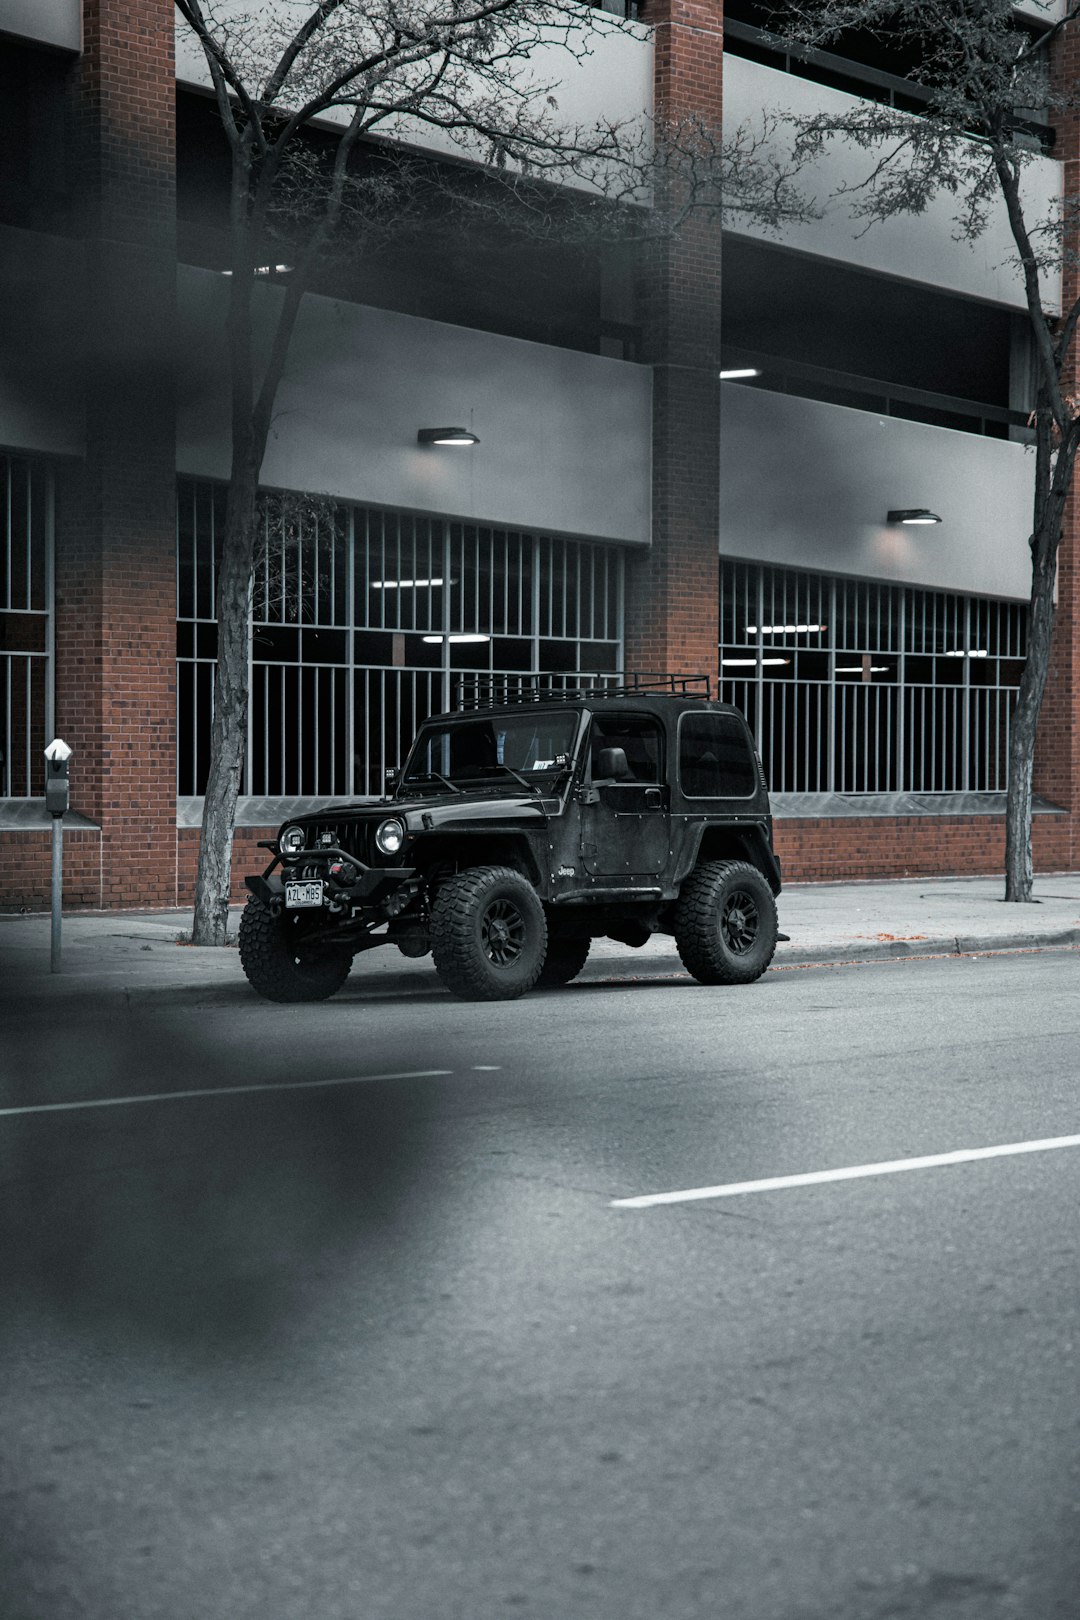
[430,866,547,1001]
[238,896,352,1003]
[673,860,778,985]
[537,936,591,989]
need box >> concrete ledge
[176,795,379,829]
[0,802,100,830]
[771,791,1067,819]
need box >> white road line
[611,1133,1080,1209]
[0,1070,454,1119]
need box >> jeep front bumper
[246,862,417,911]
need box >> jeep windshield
[399,712,581,793]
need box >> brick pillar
[54,0,177,906]
[623,0,724,691]
[1034,18,1080,870]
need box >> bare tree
[758,0,1080,899]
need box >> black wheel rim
[481,897,527,967]
[721,888,760,955]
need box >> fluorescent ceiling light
[887,508,941,525]
[220,265,293,277]
[417,428,480,446]
[719,367,761,380]
[836,665,889,673]
[372,578,445,589]
[422,633,491,644]
[944,649,989,658]
[722,657,790,666]
[746,624,825,634]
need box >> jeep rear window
[678,713,757,798]
[403,712,580,784]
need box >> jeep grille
[302,819,375,864]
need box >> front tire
[537,936,591,989]
[673,860,778,985]
[238,896,352,1003]
[430,866,547,1001]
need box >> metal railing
[176,481,625,799]
[720,348,1032,440]
[723,18,1055,150]
[719,561,1026,796]
[1,455,51,799]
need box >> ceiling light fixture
[836,665,889,673]
[422,633,491,644]
[719,367,762,380]
[220,264,293,277]
[721,657,791,666]
[371,578,446,589]
[944,649,989,658]
[887,508,942,525]
[746,623,825,634]
[417,428,480,446]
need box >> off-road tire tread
[430,865,547,1001]
[537,936,591,989]
[674,859,778,986]
[238,895,352,1003]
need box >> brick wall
[176,825,275,907]
[0,823,273,914]
[51,0,178,908]
[776,815,1072,884]
[1034,18,1080,840]
[624,0,724,688]
[0,829,103,912]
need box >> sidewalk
[3,873,1080,1006]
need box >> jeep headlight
[279,823,306,857]
[375,816,405,857]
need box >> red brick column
[53,0,177,906]
[1032,19,1080,870]
[623,0,724,691]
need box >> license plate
[285,880,324,909]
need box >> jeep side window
[588,716,662,782]
[679,713,756,798]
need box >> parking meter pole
[51,814,63,973]
[43,738,72,975]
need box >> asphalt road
[2,950,1079,1620]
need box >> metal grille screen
[177,483,624,799]
[0,455,50,798]
[719,562,1026,795]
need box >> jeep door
[579,712,670,877]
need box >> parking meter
[43,739,72,972]
[44,737,72,818]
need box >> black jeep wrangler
[239,677,782,1002]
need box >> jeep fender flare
[676,823,781,896]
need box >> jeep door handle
[644,788,663,810]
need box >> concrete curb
[772,927,1080,967]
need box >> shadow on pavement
[0,976,446,1357]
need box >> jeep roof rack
[454,673,712,709]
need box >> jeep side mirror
[596,746,630,781]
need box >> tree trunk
[190,230,306,943]
[191,458,260,945]
[1004,527,1059,902]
